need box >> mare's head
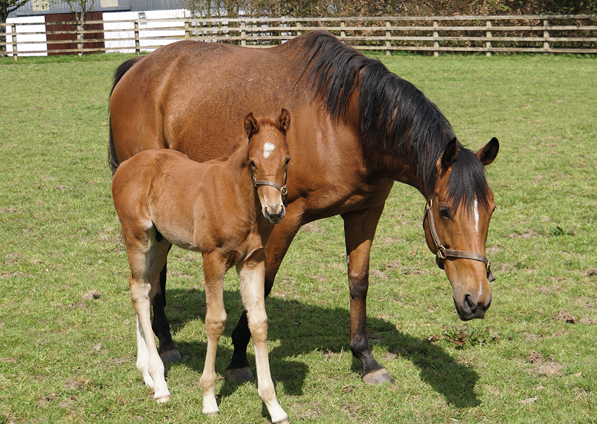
[423,137,499,320]
[244,109,291,224]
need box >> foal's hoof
[159,348,182,363]
[362,368,393,385]
[155,394,171,403]
[225,366,254,382]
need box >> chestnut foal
[111,110,291,423]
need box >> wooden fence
[2,14,596,61]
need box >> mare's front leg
[151,257,183,362]
[199,253,228,415]
[238,249,288,424]
[342,203,394,385]
[226,211,302,382]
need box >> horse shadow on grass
[164,287,480,409]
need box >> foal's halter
[423,199,496,282]
[252,172,288,205]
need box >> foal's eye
[438,206,451,219]
[249,160,257,169]
[284,157,290,166]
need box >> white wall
[6,16,47,57]
[103,9,190,54]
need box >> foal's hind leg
[237,251,288,424]
[126,230,172,402]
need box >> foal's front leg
[238,250,288,424]
[199,254,227,415]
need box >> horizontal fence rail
[2,14,596,60]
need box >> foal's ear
[244,112,259,138]
[277,108,291,134]
[476,137,499,166]
[437,137,458,174]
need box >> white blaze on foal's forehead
[263,142,275,159]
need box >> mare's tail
[108,56,143,175]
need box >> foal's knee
[247,311,268,341]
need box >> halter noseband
[252,173,288,205]
[423,199,496,282]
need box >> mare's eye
[284,157,290,166]
[438,206,451,219]
[249,160,257,169]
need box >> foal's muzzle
[263,203,285,224]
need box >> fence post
[433,20,439,57]
[11,23,18,62]
[185,20,190,40]
[486,20,492,57]
[385,20,391,56]
[543,19,550,53]
[296,21,302,36]
[240,21,246,46]
[134,20,140,56]
[341,21,346,40]
[76,21,83,58]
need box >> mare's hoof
[155,394,171,403]
[274,419,290,424]
[159,348,182,363]
[225,366,254,382]
[362,368,393,385]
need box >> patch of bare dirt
[527,351,563,376]
[82,290,101,301]
[554,311,576,324]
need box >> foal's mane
[299,31,490,210]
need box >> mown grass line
[0,52,596,423]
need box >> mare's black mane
[300,31,490,210]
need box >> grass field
[1,50,596,423]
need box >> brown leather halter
[424,199,496,282]
[252,172,288,205]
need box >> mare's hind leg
[237,250,288,424]
[199,253,228,415]
[342,203,393,385]
[152,256,183,362]
[125,227,172,402]
[226,213,302,382]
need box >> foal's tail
[108,56,143,175]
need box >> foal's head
[423,137,499,321]
[244,109,291,224]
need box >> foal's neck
[221,140,258,210]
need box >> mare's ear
[476,137,499,166]
[277,108,291,134]
[244,112,259,139]
[437,137,458,175]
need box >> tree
[57,0,97,57]
[0,0,29,54]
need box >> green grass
[1,51,596,423]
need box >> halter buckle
[436,245,447,260]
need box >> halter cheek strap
[423,199,496,282]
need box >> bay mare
[108,31,499,385]
[111,111,291,423]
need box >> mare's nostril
[462,294,476,314]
